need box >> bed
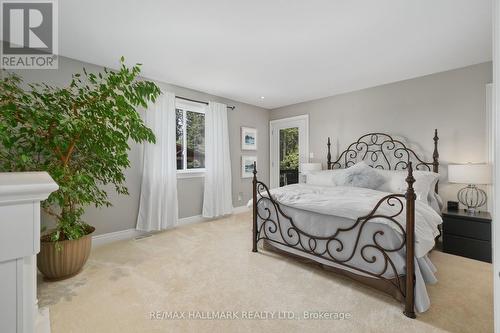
[250,130,442,318]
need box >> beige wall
[270,62,493,206]
[11,56,269,234]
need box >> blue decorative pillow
[333,161,385,189]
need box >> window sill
[177,170,206,179]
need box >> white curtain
[136,92,178,231]
[202,101,232,218]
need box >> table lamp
[448,163,491,214]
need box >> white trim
[494,0,499,330]
[92,221,203,247]
[175,99,206,114]
[487,83,494,212]
[177,214,206,226]
[92,207,250,247]
[177,170,205,178]
[269,114,310,188]
[177,169,206,173]
[269,114,309,125]
[182,107,188,170]
[233,205,250,214]
[92,229,143,247]
[0,172,58,204]
[177,206,250,225]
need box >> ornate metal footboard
[252,163,417,318]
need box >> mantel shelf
[0,172,59,204]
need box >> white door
[270,115,309,188]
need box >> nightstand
[442,208,492,263]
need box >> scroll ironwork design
[254,180,408,298]
[327,132,438,173]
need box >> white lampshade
[301,163,322,174]
[448,163,491,185]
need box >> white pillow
[375,169,440,207]
[333,161,385,190]
[411,171,440,205]
[305,170,339,186]
[427,177,443,213]
[433,192,444,211]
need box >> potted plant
[0,58,161,280]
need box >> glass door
[270,115,309,188]
[279,127,299,186]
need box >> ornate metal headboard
[327,130,439,188]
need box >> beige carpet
[38,212,493,333]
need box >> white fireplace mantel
[0,172,58,333]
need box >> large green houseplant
[0,58,161,279]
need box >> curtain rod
[176,96,236,110]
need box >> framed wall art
[241,155,257,178]
[241,127,257,150]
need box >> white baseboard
[92,206,251,247]
[177,214,206,226]
[233,205,250,214]
[178,206,249,225]
[92,228,143,247]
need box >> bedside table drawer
[443,217,491,241]
[443,234,491,263]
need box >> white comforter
[249,183,442,257]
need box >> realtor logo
[1,0,58,69]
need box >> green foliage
[0,58,161,241]
[175,109,205,169]
[186,111,205,168]
[280,152,299,170]
[279,127,299,170]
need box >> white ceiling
[60,0,492,109]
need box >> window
[176,100,206,172]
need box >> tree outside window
[176,101,205,171]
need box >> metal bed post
[404,163,416,319]
[432,129,440,193]
[327,137,332,170]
